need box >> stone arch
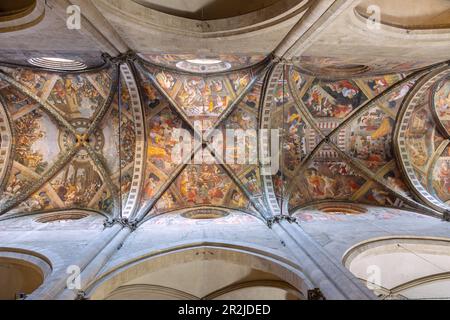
[343,236,450,300]
[0,247,52,299]
[86,242,312,300]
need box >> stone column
[27,223,123,300]
[270,218,376,300]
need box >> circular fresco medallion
[58,118,105,162]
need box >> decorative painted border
[395,67,450,212]
[0,65,119,217]
[119,64,146,218]
[260,64,283,215]
[0,99,12,190]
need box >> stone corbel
[444,210,450,222]
[110,50,136,65]
[266,215,297,228]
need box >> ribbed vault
[0,54,449,226]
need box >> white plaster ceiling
[133,0,282,20]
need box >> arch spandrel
[429,144,450,207]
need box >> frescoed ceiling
[138,54,266,73]
[0,54,449,224]
[0,65,119,217]
[396,72,450,211]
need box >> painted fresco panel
[48,76,99,118]
[141,106,187,205]
[434,78,450,134]
[0,82,37,115]
[346,107,394,172]
[50,156,103,209]
[302,79,367,118]
[1,167,35,205]
[405,105,439,172]
[3,67,53,98]
[177,164,232,206]
[303,160,366,200]
[150,66,253,127]
[359,75,403,97]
